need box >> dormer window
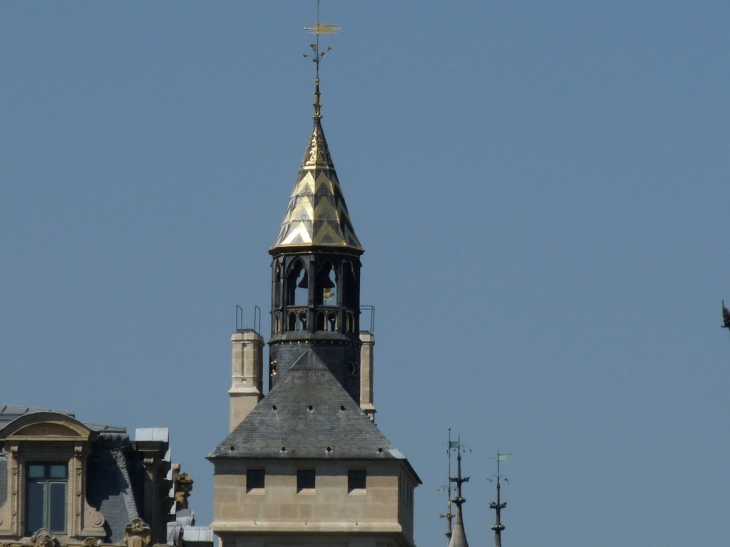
[26,463,68,535]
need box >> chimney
[228,329,264,431]
[359,331,376,420]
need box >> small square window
[348,469,366,492]
[49,464,67,479]
[297,469,315,492]
[246,468,265,492]
[28,465,45,479]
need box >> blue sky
[2,2,729,546]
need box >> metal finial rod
[438,427,455,544]
[489,451,510,547]
[449,436,470,504]
[303,0,339,120]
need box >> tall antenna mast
[303,0,340,120]
[488,451,510,547]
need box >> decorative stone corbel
[82,506,106,535]
[31,529,59,547]
[121,519,151,547]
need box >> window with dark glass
[348,469,366,492]
[246,468,265,491]
[297,469,315,491]
[26,463,67,535]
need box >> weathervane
[303,0,340,120]
[487,451,510,547]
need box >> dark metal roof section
[270,119,363,254]
[85,437,141,543]
[210,350,415,472]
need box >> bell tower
[210,9,420,547]
[268,73,364,402]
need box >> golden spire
[303,0,339,120]
[270,2,361,254]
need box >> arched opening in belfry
[342,260,357,307]
[327,311,337,332]
[274,262,282,307]
[286,260,308,307]
[316,261,337,306]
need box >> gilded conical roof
[270,119,363,253]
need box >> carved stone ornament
[173,468,194,511]
[121,519,151,547]
[31,529,59,547]
[85,507,106,529]
[81,538,99,547]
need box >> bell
[297,271,309,288]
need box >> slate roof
[0,405,74,424]
[0,404,126,433]
[86,439,141,543]
[210,351,416,475]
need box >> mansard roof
[270,119,363,254]
[0,405,166,543]
[210,351,417,478]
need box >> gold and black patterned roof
[270,118,363,253]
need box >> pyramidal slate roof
[210,351,413,469]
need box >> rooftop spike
[488,451,510,547]
[438,427,456,545]
[303,0,339,120]
[447,437,469,547]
